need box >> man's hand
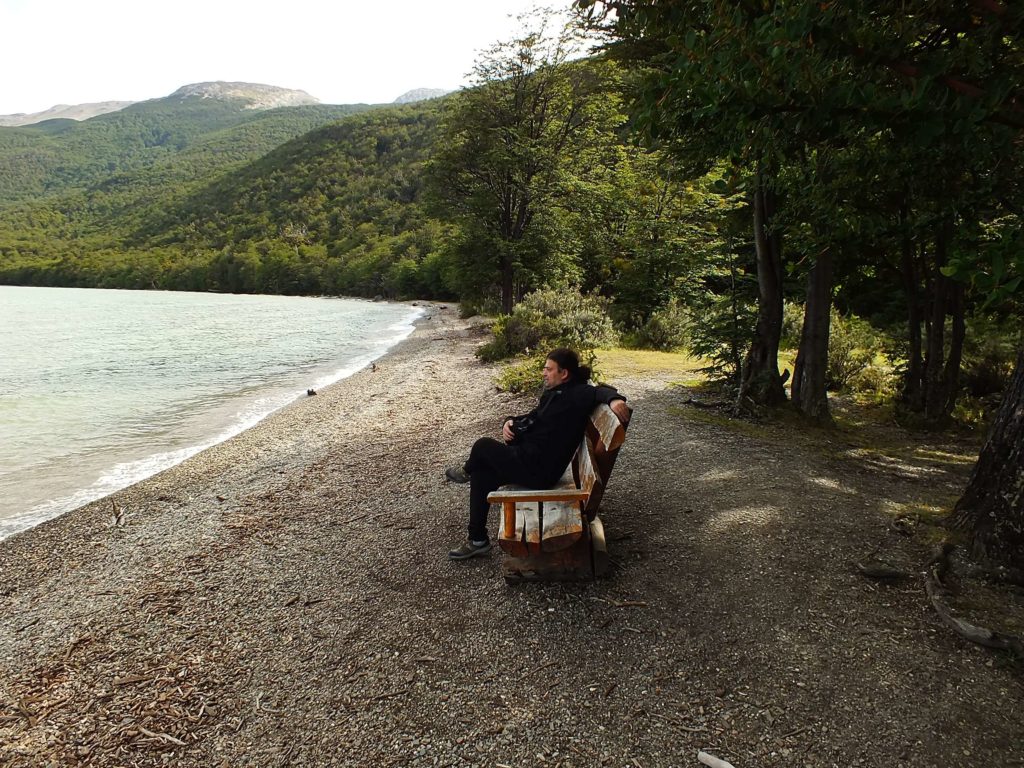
[611,399,631,426]
[502,419,515,443]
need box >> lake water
[0,286,421,540]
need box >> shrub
[633,298,689,351]
[494,354,547,394]
[961,314,1018,397]
[826,309,881,391]
[477,288,617,362]
[781,304,894,393]
[780,301,804,349]
[686,290,757,392]
[458,300,482,319]
[494,349,603,394]
[849,364,897,399]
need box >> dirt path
[1,308,1021,767]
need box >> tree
[948,346,1024,569]
[428,12,624,312]
[578,1,844,408]
[579,0,1024,422]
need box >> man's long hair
[547,348,592,383]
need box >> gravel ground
[1,306,1022,768]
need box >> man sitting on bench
[445,347,630,560]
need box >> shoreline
[0,298,427,543]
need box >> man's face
[542,359,569,389]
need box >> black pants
[463,437,544,542]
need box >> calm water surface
[0,286,420,539]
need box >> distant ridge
[393,88,452,104]
[169,82,320,110]
[0,101,136,127]
[1,83,442,127]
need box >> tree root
[925,543,1024,656]
[961,562,1024,589]
[855,560,911,582]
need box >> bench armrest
[487,489,591,504]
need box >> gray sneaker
[448,539,491,560]
[445,466,471,484]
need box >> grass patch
[595,348,705,381]
[885,498,957,525]
[882,498,960,546]
[673,377,708,389]
[913,448,977,466]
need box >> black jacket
[509,379,625,486]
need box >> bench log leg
[503,524,596,583]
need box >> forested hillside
[0,85,377,291]
[0,90,369,205]
[0,97,445,297]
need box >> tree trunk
[738,169,786,407]
[899,211,925,412]
[940,281,966,417]
[792,247,834,423]
[500,255,514,314]
[947,346,1024,570]
[923,223,950,424]
[900,216,966,428]
[922,218,964,427]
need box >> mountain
[0,101,136,127]
[0,82,320,128]
[393,88,452,104]
[0,81,372,207]
[168,82,319,109]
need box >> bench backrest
[575,403,627,520]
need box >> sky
[0,0,571,115]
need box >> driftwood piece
[591,517,609,577]
[925,544,1024,656]
[697,751,737,768]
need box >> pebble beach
[2,305,1022,768]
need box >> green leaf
[992,253,1005,282]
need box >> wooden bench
[487,403,629,582]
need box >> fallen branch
[113,674,150,686]
[650,712,707,733]
[780,724,810,739]
[364,689,409,702]
[15,617,40,633]
[138,725,186,746]
[254,692,285,715]
[855,561,911,582]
